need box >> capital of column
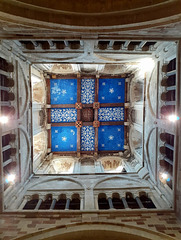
[52,194,59,201]
[24,195,32,201]
[39,194,46,201]
[66,194,72,200]
[106,192,113,199]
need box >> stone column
[135,196,145,209]
[122,197,129,209]
[94,195,99,210]
[107,197,114,209]
[35,198,43,210]
[50,199,57,210]
[80,196,84,210]
[65,198,71,210]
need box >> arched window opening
[112,193,124,209]
[54,194,66,210]
[23,195,39,210]
[69,194,80,210]
[166,58,176,72]
[39,194,52,210]
[139,192,156,209]
[126,192,139,209]
[98,193,109,210]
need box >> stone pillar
[122,197,129,209]
[107,197,114,209]
[50,199,57,210]
[135,196,145,209]
[35,198,43,210]
[80,196,84,210]
[94,195,99,210]
[84,188,95,210]
[65,198,71,210]
[95,161,103,173]
[73,161,81,173]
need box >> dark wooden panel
[124,108,128,122]
[77,127,81,155]
[48,129,51,149]
[47,108,51,123]
[95,77,99,102]
[100,103,124,107]
[100,121,124,125]
[81,151,94,154]
[50,75,77,79]
[124,125,128,145]
[46,79,50,104]
[125,81,128,103]
[82,122,93,126]
[53,152,77,156]
[77,76,81,102]
[99,75,127,79]
[51,104,75,108]
[95,127,98,154]
[51,122,75,127]
[98,151,122,153]
[77,109,81,121]
[82,108,94,122]
[82,104,93,108]
[94,109,98,121]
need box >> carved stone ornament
[75,121,82,128]
[93,102,100,109]
[93,120,100,128]
[75,102,82,109]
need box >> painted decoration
[51,108,77,122]
[50,79,77,104]
[81,126,95,151]
[98,107,124,121]
[81,78,95,104]
[98,78,125,103]
[98,125,124,151]
[51,126,77,151]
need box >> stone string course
[0,212,181,240]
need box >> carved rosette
[75,121,82,128]
[75,102,82,109]
[93,102,100,109]
[93,121,100,128]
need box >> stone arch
[26,177,85,190]
[93,175,142,189]
[18,61,30,119]
[12,221,175,240]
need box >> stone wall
[0,211,181,239]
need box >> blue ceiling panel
[51,126,77,151]
[98,107,124,121]
[98,78,125,103]
[81,126,95,151]
[50,79,77,104]
[98,125,124,151]
[81,78,95,104]
[51,108,77,122]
